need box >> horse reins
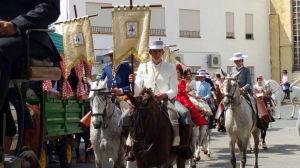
[223,78,238,106]
[91,92,116,129]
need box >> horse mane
[136,88,155,105]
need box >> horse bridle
[91,91,116,129]
[223,78,238,105]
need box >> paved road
[49,105,300,168]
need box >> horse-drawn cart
[26,92,85,168]
[1,30,86,168]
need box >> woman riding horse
[254,75,274,150]
[175,64,207,127]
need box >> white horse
[290,86,300,118]
[89,78,126,168]
[189,96,213,168]
[265,80,300,119]
[221,70,260,168]
[264,80,285,119]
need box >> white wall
[58,0,271,80]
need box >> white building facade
[57,0,271,81]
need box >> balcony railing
[179,30,200,38]
[150,29,166,36]
[92,26,112,34]
[92,26,166,37]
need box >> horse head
[127,88,157,139]
[222,70,241,107]
[89,77,112,129]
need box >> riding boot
[172,123,180,146]
[121,126,135,161]
[178,124,193,160]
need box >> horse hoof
[207,153,211,157]
[203,151,208,155]
[195,157,200,161]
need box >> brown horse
[127,88,186,168]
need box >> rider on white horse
[230,52,257,113]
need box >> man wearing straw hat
[128,40,194,160]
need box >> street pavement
[49,104,300,168]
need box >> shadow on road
[261,144,300,155]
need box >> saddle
[215,92,271,125]
[241,93,271,127]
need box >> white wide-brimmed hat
[196,72,207,77]
[197,69,209,75]
[103,48,113,56]
[229,52,248,61]
[149,40,164,50]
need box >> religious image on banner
[62,18,95,72]
[112,7,151,67]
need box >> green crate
[26,92,85,137]
[42,92,84,137]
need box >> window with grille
[245,14,254,40]
[150,7,166,36]
[226,12,235,39]
[86,2,112,34]
[292,0,300,71]
[179,9,201,38]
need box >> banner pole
[131,54,134,95]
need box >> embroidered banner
[112,7,151,67]
[163,47,176,64]
[62,18,95,72]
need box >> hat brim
[196,74,206,77]
[103,50,113,56]
[149,45,164,50]
[229,55,248,61]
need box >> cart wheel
[58,138,72,168]
[39,145,48,168]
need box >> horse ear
[232,70,241,79]
[221,69,227,77]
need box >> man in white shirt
[127,40,194,160]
